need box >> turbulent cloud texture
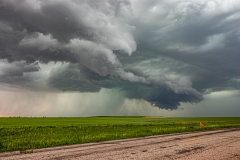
[0,0,239,111]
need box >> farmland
[0,116,240,152]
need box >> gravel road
[1,127,240,160]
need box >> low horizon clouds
[0,0,240,115]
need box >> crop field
[0,116,240,152]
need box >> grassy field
[0,116,240,152]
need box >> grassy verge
[0,117,240,152]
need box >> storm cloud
[0,0,239,111]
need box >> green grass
[0,117,240,152]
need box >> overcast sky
[0,0,240,117]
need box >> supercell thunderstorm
[0,0,240,111]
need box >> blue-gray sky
[0,0,240,117]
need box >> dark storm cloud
[130,0,240,92]
[0,59,40,86]
[0,0,239,109]
[48,63,202,109]
[0,0,147,83]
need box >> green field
[0,116,240,152]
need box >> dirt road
[1,127,240,160]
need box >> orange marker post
[200,122,204,127]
